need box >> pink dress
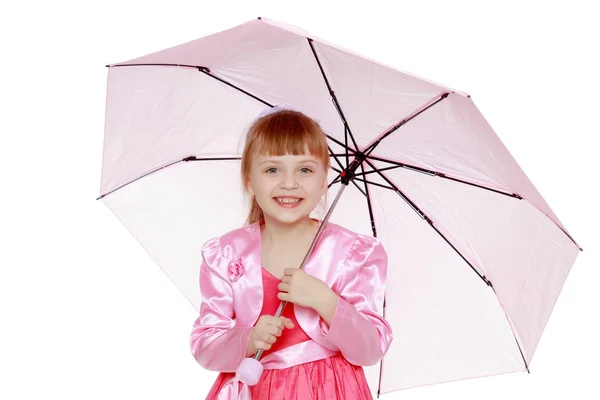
[205,267,374,399]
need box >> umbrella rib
[362,159,492,287]
[493,297,530,373]
[358,162,378,237]
[363,92,450,157]
[196,67,274,107]
[366,154,582,250]
[356,160,384,398]
[326,134,357,154]
[355,165,402,176]
[108,63,275,108]
[96,156,240,200]
[352,177,396,192]
[307,38,359,152]
[349,180,367,198]
[107,63,201,69]
[328,146,347,171]
[328,176,341,188]
[330,153,352,158]
[345,125,350,171]
[184,156,241,161]
[366,154,522,199]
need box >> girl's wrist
[312,287,338,325]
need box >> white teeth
[276,198,301,204]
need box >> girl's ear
[245,175,254,197]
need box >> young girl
[190,108,393,399]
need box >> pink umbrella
[98,17,582,397]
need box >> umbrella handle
[235,357,264,386]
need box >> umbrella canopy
[98,17,582,396]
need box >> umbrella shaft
[253,183,348,361]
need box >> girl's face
[247,150,328,226]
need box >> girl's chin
[263,208,314,225]
[266,213,307,224]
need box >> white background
[1,0,598,399]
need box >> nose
[279,171,299,189]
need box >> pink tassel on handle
[235,357,264,386]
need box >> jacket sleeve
[320,234,393,366]
[189,237,253,372]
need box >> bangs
[250,110,330,165]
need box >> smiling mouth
[273,197,303,207]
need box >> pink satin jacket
[189,221,393,377]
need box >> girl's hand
[246,315,294,357]
[277,269,338,314]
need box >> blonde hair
[241,109,330,225]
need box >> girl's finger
[266,316,284,329]
[266,324,283,337]
[254,340,271,350]
[277,282,289,292]
[281,317,295,329]
[261,333,276,344]
[277,292,290,302]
